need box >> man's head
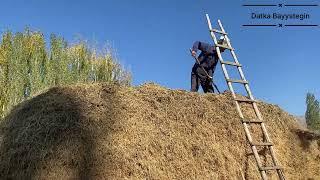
[217,36,228,52]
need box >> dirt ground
[0,83,319,180]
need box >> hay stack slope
[0,83,319,179]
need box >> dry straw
[0,83,319,179]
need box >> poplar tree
[0,29,131,118]
[305,93,320,130]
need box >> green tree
[0,31,13,115]
[305,93,320,130]
[0,29,131,118]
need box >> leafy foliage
[0,29,131,118]
[305,93,320,130]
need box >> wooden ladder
[205,14,286,180]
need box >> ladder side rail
[206,14,246,122]
[261,123,284,179]
[206,15,241,106]
[206,15,236,95]
[208,14,285,180]
[217,18,282,170]
[216,45,268,180]
[242,122,268,180]
[215,41,269,180]
[217,20,270,137]
[206,15,236,97]
[217,20,240,65]
[217,19,285,180]
[206,14,268,180]
[217,20,258,102]
[260,122,282,167]
[218,19,274,140]
[269,147,284,179]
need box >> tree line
[0,28,131,118]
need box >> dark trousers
[191,66,214,93]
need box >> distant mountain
[295,115,307,127]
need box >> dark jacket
[192,41,219,71]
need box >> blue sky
[0,0,319,115]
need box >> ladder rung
[260,166,283,171]
[220,61,242,67]
[251,142,273,146]
[242,119,263,123]
[210,28,227,35]
[216,44,234,50]
[227,79,248,84]
[234,98,257,103]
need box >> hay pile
[0,83,319,179]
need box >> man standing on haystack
[190,37,226,93]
